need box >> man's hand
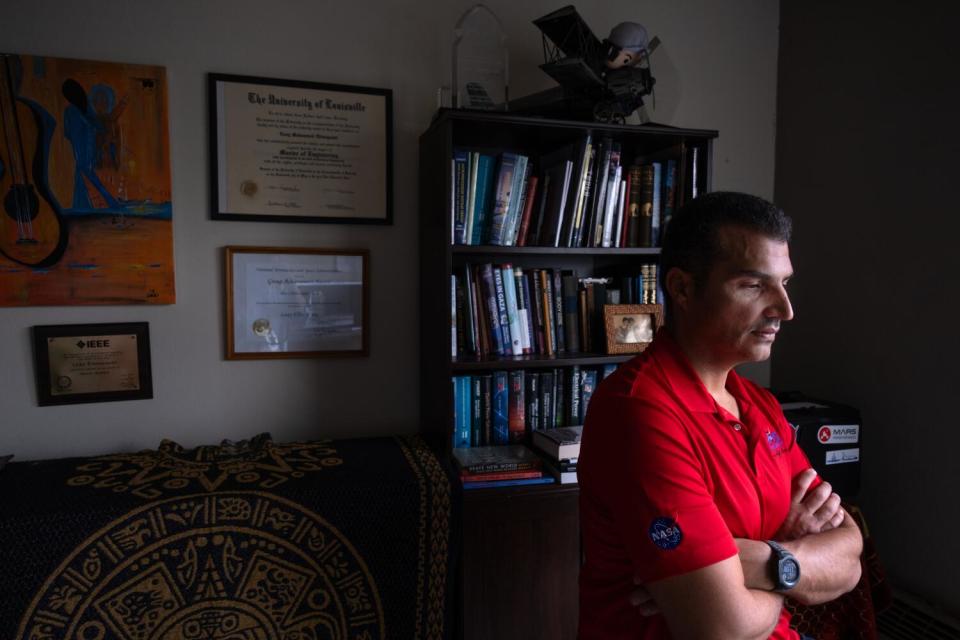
[629,576,660,616]
[776,468,844,540]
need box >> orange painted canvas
[0,53,174,305]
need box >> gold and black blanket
[0,434,456,640]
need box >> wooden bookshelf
[419,108,715,640]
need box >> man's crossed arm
[631,469,863,640]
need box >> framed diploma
[225,246,369,359]
[209,73,393,224]
[32,323,154,406]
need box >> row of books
[450,137,679,248]
[451,264,660,358]
[452,425,583,488]
[451,364,614,449]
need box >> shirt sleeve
[607,396,738,584]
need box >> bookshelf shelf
[420,109,715,640]
[452,352,632,372]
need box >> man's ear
[665,267,694,311]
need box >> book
[479,374,493,446]
[464,151,479,244]
[491,265,513,354]
[638,163,655,247]
[561,273,581,354]
[530,269,547,354]
[453,444,543,474]
[508,370,526,442]
[460,469,544,482]
[651,161,662,246]
[471,375,482,447]
[492,371,509,444]
[662,158,678,232]
[461,476,555,489]
[554,366,566,428]
[504,155,530,245]
[540,369,555,430]
[513,267,532,354]
[453,149,469,244]
[626,164,643,247]
[453,376,472,448]
[581,369,598,418]
[532,425,583,460]
[500,264,524,356]
[525,371,541,432]
[488,152,518,245]
[566,139,594,247]
[541,456,578,484]
[515,174,539,247]
[539,269,555,356]
[470,154,497,245]
[568,364,581,427]
[452,274,460,358]
[552,269,565,354]
[478,263,506,355]
[539,144,575,247]
[529,172,551,246]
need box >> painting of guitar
[0,56,68,268]
[0,53,173,306]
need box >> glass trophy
[452,4,509,110]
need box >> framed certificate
[32,323,154,406]
[225,246,369,359]
[209,73,393,224]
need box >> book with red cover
[460,469,542,482]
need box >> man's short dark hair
[659,191,792,305]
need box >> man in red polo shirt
[578,192,863,639]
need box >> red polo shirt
[578,329,816,639]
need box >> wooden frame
[603,304,663,354]
[32,322,153,406]
[225,246,369,359]
[209,73,393,224]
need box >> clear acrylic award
[452,4,509,110]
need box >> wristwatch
[765,540,800,591]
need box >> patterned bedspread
[0,434,457,640]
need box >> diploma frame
[225,246,370,360]
[603,304,664,355]
[32,322,154,406]
[209,73,393,224]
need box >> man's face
[685,226,794,367]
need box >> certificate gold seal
[239,179,258,197]
[252,318,271,337]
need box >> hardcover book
[453,444,543,474]
[532,425,583,461]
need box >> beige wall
[0,0,780,460]
[774,0,960,617]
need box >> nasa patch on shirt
[649,517,683,550]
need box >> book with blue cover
[488,152,518,245]
[492,370,510,445]
[471,154,497,245]
[462,476,554,489]
[453,376,472,448]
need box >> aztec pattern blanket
[0,434,457,640]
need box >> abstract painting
[0,53,173,305]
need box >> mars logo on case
[649,517,683,550]
[818,426,832,443]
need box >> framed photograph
[225,246,369,359]
[209,73,393,224]
[603,304,664,355]
[32,322,153,406]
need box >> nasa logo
[766,430,785,455]
[649,517,683,550]
[818,426,832,443]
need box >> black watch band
[765,539,800,592]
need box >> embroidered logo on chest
[649,517,683,550]
[765,430,785,456]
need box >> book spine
[553,160,573,247]
[539,269,555,356]
[619,170,632,248]
[460,459,539,474]
[492,371,509,445]
[492,265,513,355]
[463,266,478,355]
[561,273,581,354]
[526,371,540,431]
[554,366,566,429]
[639,164,654,247]
[568,364,581,426]
[471,376,482,447]
[552,269,566,353]
[479,263,506,355]
[540,370,555,431]
[651,161,662,246]
[570,144,595,247]
[513,267,532,354]
[515,174,539,247]
[460,469,543,482]
[453,149,469,244]
[663,158,678,231]
[471,154,496,245]
[578,287,590,353]
[504,155,529,246]
[581,369,598,420]
[501,264,524,356]
[626,165,643,247]
[488,153,517,246]
[613,179,627,248]
[452,274,459,358]
[453,376,471,448]
[530,270,546,355]
[601,165,623,247]
[465,152,479,244]
[508,370,526,442]
[480,374,493,446]
[472,266,491,356]
[531,172,551,246]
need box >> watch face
[782,558,800,585]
